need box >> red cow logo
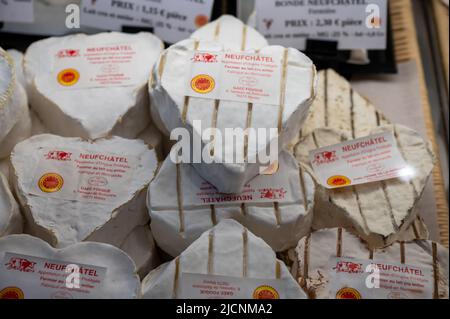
[5,257,36,273]
[260,188,287,200]
[333,261,363,274]
[56,49,80,58]
[313,151,337,165]
[192,53,218,63]
[45,151,72,161]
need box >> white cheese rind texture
[190,15,268,51]
[294,125,436,248]
[0,234,141,299]
[0,173,23,237]
[118,224,160,279]
[141,219,307,299]
[11,134,158,248]
[295,228,449,299]
[0,101,32,159]
[24,32,163,139]
[148,151,315,256]
[0,48,28,149]
[150,39,317,193]
[6,49,26,89]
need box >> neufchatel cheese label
[0,252,107,299]
[29,147,138,206]
[186,51,282,105]
[309,132,410,189]
[328,257,434,299]
[180,273,288,299]
[50,43,142,90]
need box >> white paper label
[255,0,387,50]
[80,0,214,43]
[49,43,141,89]
[0,0,34,23]
[329,257,434,299]
[309,132,410,189]
[186,51,282,105]
[28,147,138,206]
[0,253,106,299]
[180,158,301,207]
[180,273,289,299]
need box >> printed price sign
[0,253,106,299]
[180,273,289,299]
[255,0,387,50]
[0,0,34,23]
[329,257,434,299]
[309,132,411,189]
[81,0,214,43]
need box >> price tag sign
[255,0,388,50]
[0,0,34,23]
[81,0,214,43]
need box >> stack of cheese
[10,134,160,278]
[149,15,317,193]
[293,70,435,248]
[0,48,31,161]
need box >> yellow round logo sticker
[327,175,351,187]
[191,74,215,94]
[336,287,362,299]
[0,287,25,299]
[38,173,64,193]
[57,68,80,86]
[253,285,280,299]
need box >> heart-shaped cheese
[290,69,390,149]
[1,48,29,155]
[150,39,316,193]
[295,228,449,299]
[148,151,315,256]
[11,134,158,248]
[24,32,163,139]
[0,105,32,159]
[0,172,22,237]
[294,125,436,248]
[190,15,268,51]
[0,234,140,299]
[141,219,307,299]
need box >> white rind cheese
[0,103,32,159]
[11,134,158,248]
[295,228,449,299]
[1,48,29,154]
[24,32,164,139]
[190,15,268,51]
[0,234,141,299]
[118,224,160,279]
[141,219,307,299]
[290,69,390,150]
[6,49,26,89]
[150,39,317,193]
[0,173,23,237]
[294,125,436,248]
[148,151,315,256]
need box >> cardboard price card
[180,273,288,299]
[81,0,214,43]
[329,257,434,299]
[0,0,34,23]
[255,0,387,50]
[0,253,106,299]
[309,132,411,189]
